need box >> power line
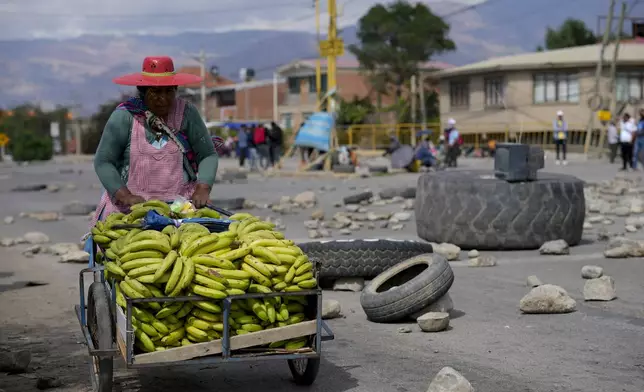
[2,2,307,18]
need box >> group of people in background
[607,109,644,171]
[229,122,284,171]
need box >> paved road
[1,156,644,392]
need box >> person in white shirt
[619,113,637,171]
[607,121,619,164]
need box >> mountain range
[0,0,641,114]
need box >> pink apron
[91,99,196,225]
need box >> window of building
[484,77,504,107]
[449,80,469,109]
[616,71,644,101]
[307,74,328,93]
[287,77,299,94]
[533,73,579,103]
[215,89,235,107]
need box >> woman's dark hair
[137,86,178,97]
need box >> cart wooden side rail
[76,265,335,390]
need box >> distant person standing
[553,110,568,166]
[619,112,637,171]
[444,118,460,167]
[607,121,619,164]
[247,125,259,171]
[268,121,284,168]
[635,109,644,169]
[237,125,249,167]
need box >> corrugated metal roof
[433,42,644,78]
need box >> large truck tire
[360,254,454,323]
[415,170,585,250]
[298,239,434,279]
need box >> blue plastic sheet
[293,112,334,151]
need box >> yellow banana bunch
[101,210,317,353]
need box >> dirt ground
[1,156,644,392]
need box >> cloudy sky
[0,0,485,40]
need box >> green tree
[336,96,375,126]
[537,18,597,51]
[349,0,456,105]
[83,96,125,154]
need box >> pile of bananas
[91,200,222,252]
[94,209,318,353]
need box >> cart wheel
[287,358,320,386]
[87,282,114,392]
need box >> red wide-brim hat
[113,56,203,86]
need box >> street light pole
[186,49,216,122]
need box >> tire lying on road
[360,254,454,323]
[415,170,585,250]
[298,239,434,279]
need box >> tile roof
[176,66,235,88]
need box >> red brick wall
[235,82,287,121]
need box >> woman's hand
[114,187,145,207]
[191,183,211,208]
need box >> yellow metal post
[315,0,322,108]
[326,0,338,113]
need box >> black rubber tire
[211,197,245,211]
[87,282,114,392]
[288,358,320,385]
[343,192,373,205]
[379,187,416,200]
[415,170,585,250]
[360,254,454,323]
[298,239,434,279]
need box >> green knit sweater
[94,103,218,197]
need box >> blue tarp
[293,112,334,151]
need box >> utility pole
[584,0,615,157]
[418,76,427,130]
[608,2,628,121]
[411,75,417,134]
[187,49,216,122]
[315,0,322,109]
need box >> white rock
[467,249,479,258]
[339,228,352,235]
[321,299,342,319]
[293,191,317,207]
[397,326,412,333]
[391,224,404,231]
[310,209,325,220]
[526,275,543,287]
[308,230,321,239]
[23,232,50,245]
[317,228,331,237]
[333,278,365,292]
[426,367,474,392]
[410,294,454,320]
[468,255,497,267]
[625,225,638,233]
[583,276,617,301]
[403,199,415,210]
[583,222,593,229]
[3,216,14,224]
[433,243,461,261]
[303,220,319,229]
[345,204,360,212]
[539,239,569,255]
[1,238,16,247]
[581,265,603,279]
[587,215,605,223]
[391,212,412,222]
[519,284,576,314]
[417,312,450,332]
[59,251,90,263]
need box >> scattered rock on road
[604,237,644,258]
[468,255,497,267]
[1,238,17,247]
[11,184,47,192]
[28,212,61,222]
[23,232,50,245]
[432,243,461,261]
[526,275,543,287]
[397,326,412,333]
[3,216,14,224]
[46,243,80,255]
[321,299,342,319]
[467,249,479,258]
[539,239,569,255]
[293,191,317,207]
[519,284,577,314]
[36,376,63,390]
[310,209,325,220]
[427,367,474,392]
[417,312,450,332]
[581,265,603,279]
[625,225,638,233]
[23,245,41,257]
[583,276,617,301]
[61,201,96,216]
[410,294,454,320]
[333,278,365,292]
[0,350,31,374]
[59,250,90,264]
[390,212,411,222]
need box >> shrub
[10,130,53,162]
